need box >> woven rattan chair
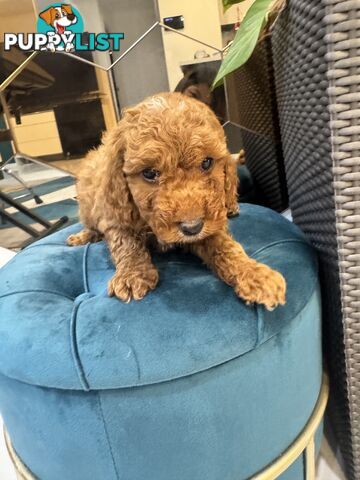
[226,38,289,213]
[268,0,360,478]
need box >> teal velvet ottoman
[0,204,322,480]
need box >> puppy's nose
[179,219,203,236]
[67,13,75,20]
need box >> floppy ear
[39,7,55,25]
[99,110,140,227]
[61,4,73,15]
[224,155,240,217]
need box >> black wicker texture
[226,38,288,212]
[272,0,353,477]
[240,129,286,211]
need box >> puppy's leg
[67,229,102,246]
[191,231,286,310]
[106,228,159,302]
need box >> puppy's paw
[237,149,246,165]
[67,230,101,246]
[108,267,159,302]
[227,203,240,218]
[234,262,286,310]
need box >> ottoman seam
[70,300,90,391]
[97,392,120,480]
[0,290,75,301]
[250,238,312,258]
[24,242,69,251]
[255,304,265,347]
[82,243,90,293]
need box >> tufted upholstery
[0,204,323,480]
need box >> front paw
[108,267,159,302]
[227,204,240,218]
[234,262,286,310]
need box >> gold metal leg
[252,374,329,479]
[4,429,35,480]
[305,437,316,480]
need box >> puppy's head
[39,4,77,32]
[106,93,237,244]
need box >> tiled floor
[0,162,77,249]
[0,184,77,249]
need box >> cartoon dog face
[39,4,77,34]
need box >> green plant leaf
[222,0,248,12]
[213,0,273,88]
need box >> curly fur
[68,92,285,309]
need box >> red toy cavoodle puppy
[68,92,286,309]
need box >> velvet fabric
[0,204,323,479]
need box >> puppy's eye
[55,12,60,18]
[142,168,160,182]
[201,157,213,171]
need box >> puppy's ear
[101,106,139,164]
[39,7,55,25]
[100,112,139,226]
[224,155,240,217]
[102,122,126,165]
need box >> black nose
[179,219,204,236]
[67,13,75,20]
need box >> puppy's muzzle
[179,219,203,236]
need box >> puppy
[39,4,77,34]
[68,93,286,310]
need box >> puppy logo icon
[39,4,78,35]
[37,3,83,52]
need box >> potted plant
[214,0,285,88]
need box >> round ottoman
[0,204,322,480]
